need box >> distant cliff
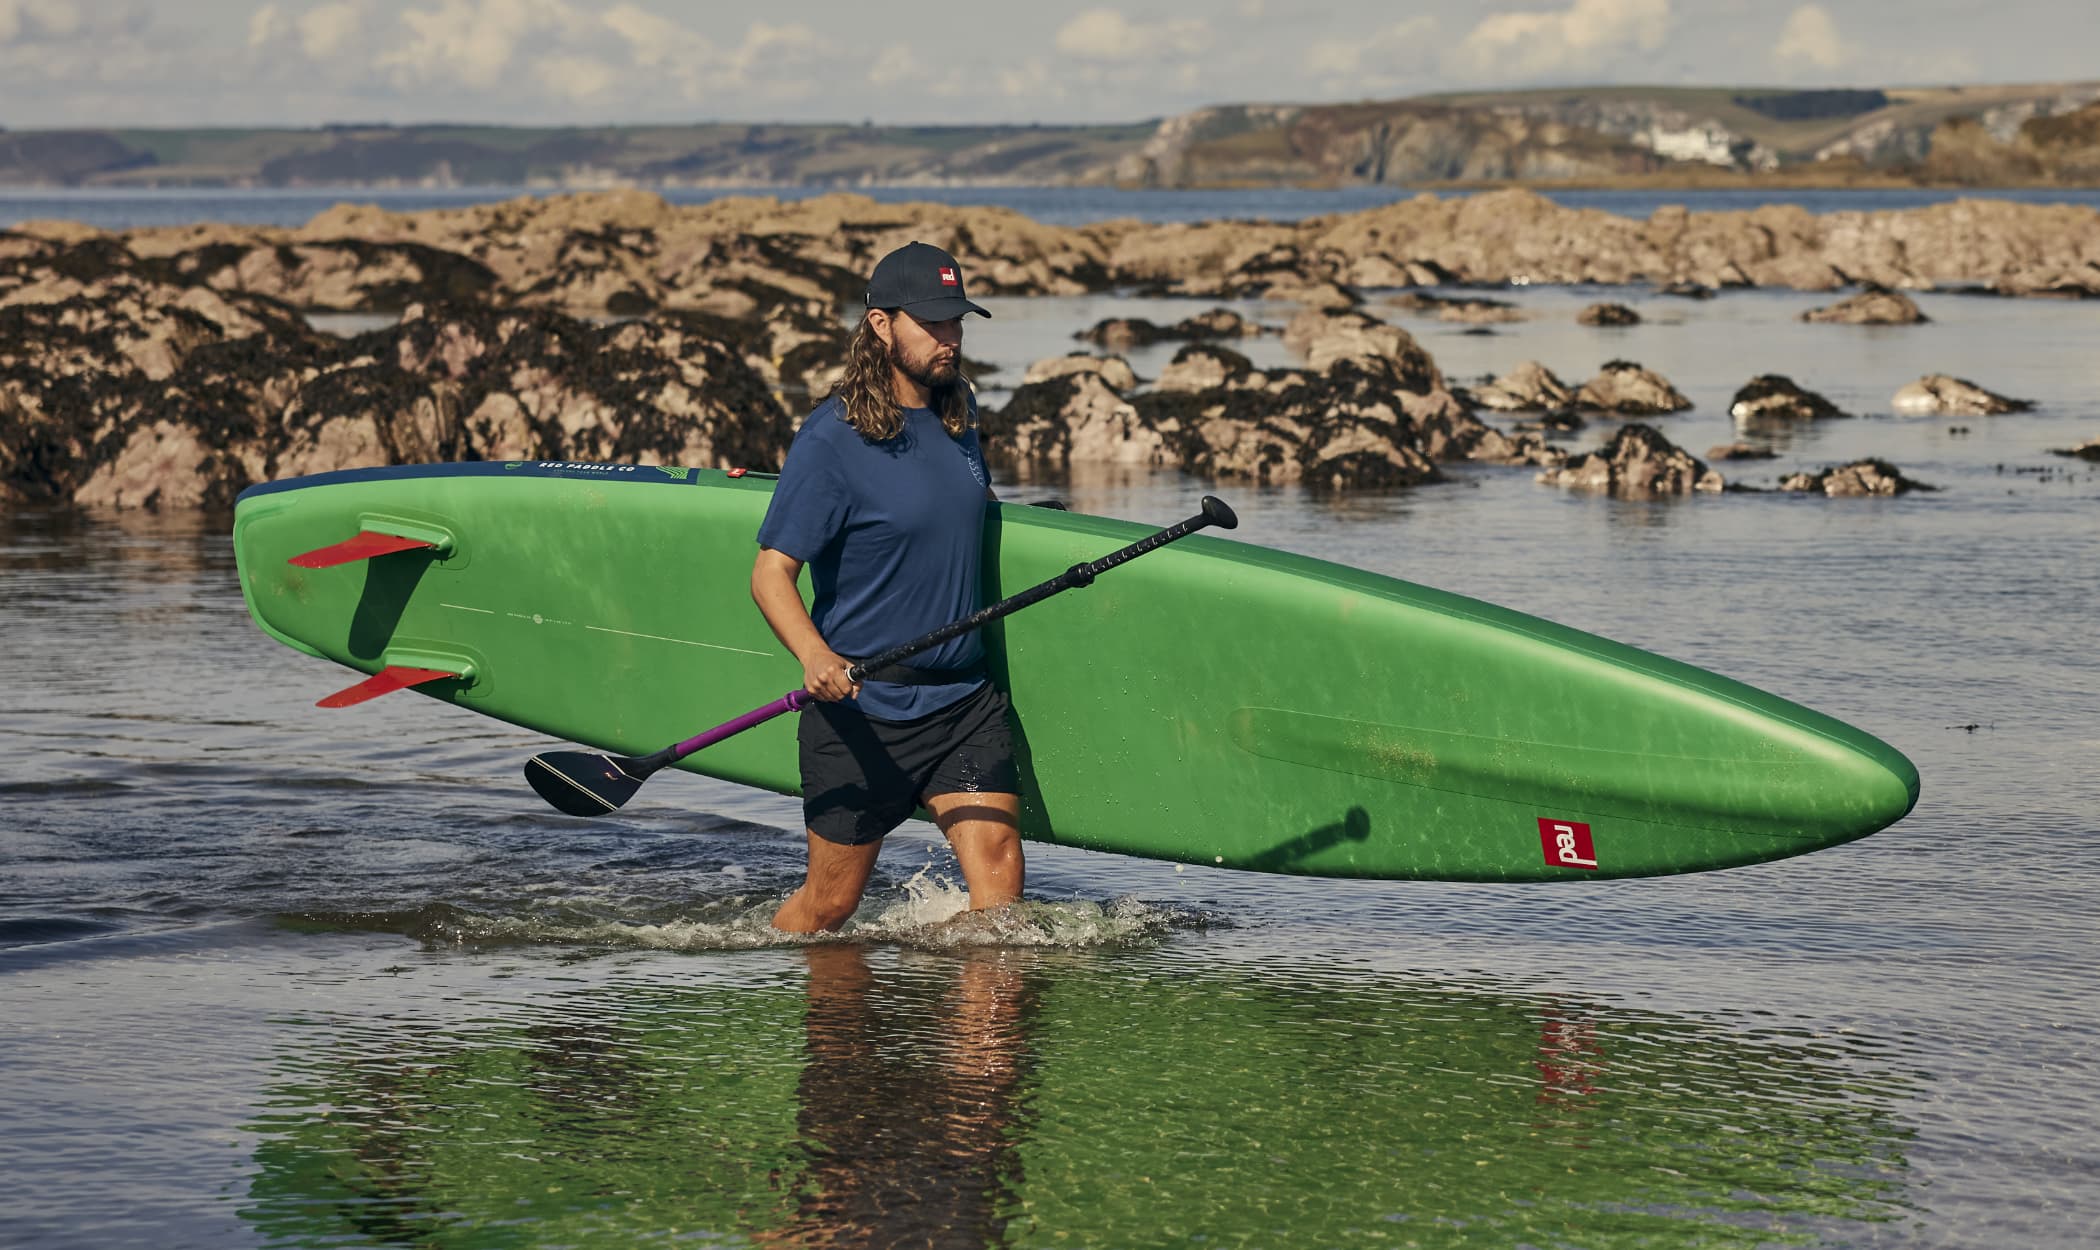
[4,81,2099,190]
[1128,83,2100,188]
[0,122,1155,190]
[1923,100,2100,184]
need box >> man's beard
[889,334,958,391]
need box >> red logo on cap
[937,266,959,287]
[1538,818,1598,870]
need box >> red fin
[289,532,437,569]
[316,665,459,709]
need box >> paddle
[524,495,1239,817]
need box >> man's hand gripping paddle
[523,496,1239,817]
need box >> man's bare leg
[926,790,1024,911]
[772,832,884,933]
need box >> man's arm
[751,547,860,701]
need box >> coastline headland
[3,188,2095,509]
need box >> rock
[2049,437,2100,462]
[33,187,2095,324]
[1537,423,1723,495]
[1282,307,1443,390]
[1518,409,1586,434]
[1659,281,1715,299]
[993,334,1547,488]
[660,302,852,404]
[1077,306,1262,350]
[0,236,793,508]
[1257,279,1360,308]
[1389,291,1524,323]
[1141,358,1454,488]
[1801,286,1929,324]
[1457,360,1573,411]
[1572,360,1693,415]
[1706,442,1778,461]
[982,373,1169,469]
[1177,307,1265,338]
[1154,344,1258,394]
[1577,302,1641,326]
[1890,374,2035,416]
[1729,375,1849,423]
[1021,353,1139,392]
[1074,317,1166,351]
[1779,459,1936,496]
[1991,261,2100,298]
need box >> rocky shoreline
[3,189,2094,508]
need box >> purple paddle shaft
[669,690,809,760]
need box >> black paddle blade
[525,750,642,817]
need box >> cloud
[1452,0,1673,82]
[377,0,598,91]
[298,1,363,61]
[1305,16,1440,91]
[724,20,821,83]
[534,52,617,102]
[1773,4,1845,72]
[998,56,1065,103]
[867,42,923,90]
[246,3,286,49]
[2,0,135,46]
[0,0,77,43]
[602,2,712,71]
[1054,8,1209,63]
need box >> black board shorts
[798,682,1020,846]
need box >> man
[751,241,1023,934]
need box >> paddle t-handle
[524,496,1237,817]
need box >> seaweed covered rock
[1536,423,1723,495]
[1137,367,1445,490]
[1076,306,1264,351]
[1780,459,1937,496]
[989,334,1556,490]
[0,240,792,508]
[1572,360,1693,415]
[1020,353,1139,393]
[981,372,1169,470]
[1890,374,2035,416]
[1577,302,1641,326]
[1153,344,1259,394]
[159,237,500,312]
[1283,307,1444,388]
[1389,291,1524,324]
[1729,375,1850,423]
[1,240,341,508]
[1801,287,1928,325]
[1458,360,1575,411]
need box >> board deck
[233,461,1919,881]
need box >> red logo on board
[937,266,959,287]
[1538,818,1598,870]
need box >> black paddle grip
[844,497,1235,684]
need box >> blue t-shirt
[756,394,992,721]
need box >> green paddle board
[231,461,1918,880]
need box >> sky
[1,0,2095,129]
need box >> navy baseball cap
[864,241,990,321]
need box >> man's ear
[867,309,895,347]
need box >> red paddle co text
[1538,818,1599,870]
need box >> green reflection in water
[243,950,1916,1249]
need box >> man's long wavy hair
[830,311,973,443]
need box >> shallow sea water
[4,197,2100,1248]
